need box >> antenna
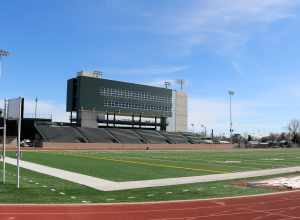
[164,81,171,89]
[176,79,185,90]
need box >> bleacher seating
[135,129,170,144]
[181,133,203,144]
[35,124,87,143]
[161,132,190,144]
[77,127,118,143]
[32,123,204,145]
[106,128,145,144]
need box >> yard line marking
[64,153,224,174]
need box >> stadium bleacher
[181,133,203,144]
[134,129,170,144]
[35,124,87,143]
[106,128,145,144]
[161,132,190,144]
[29,123,214,145]
[76,127,118,143]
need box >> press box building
[67,71,187,132]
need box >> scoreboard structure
[67,71,187,131]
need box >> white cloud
[24,99,68,122]
[143,79,176,88]
[175,0,298,31]
[187,97,286,136]
[0,98,67,122]
[104,65,189,76]
[188,97,236,134]
[157,0,300,53]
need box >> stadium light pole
[191,123,195,133]
[201,124,207,137]
[0,49,9,184]
[34,97,38,119]
[228,90,235,142]
[176,79,185,91]
[0,49,9,79]
[164,81,171,89]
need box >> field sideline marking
[61,152,225,174]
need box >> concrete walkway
[5,157,300,191]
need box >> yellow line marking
[58,152,225,174]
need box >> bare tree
[288,119,300,143]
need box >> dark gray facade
[67,76,172,118]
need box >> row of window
[98,87,172,103]
[104,100,172,112]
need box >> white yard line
[5,157,300,192]
[5,157,117,191]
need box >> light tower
[201,124,207,137]
[176,79,185,91]
[0,49,9,185]
[0,49,10,78]
[228,90,235,141]
[164,81,171,89]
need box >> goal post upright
[2,99,7,184]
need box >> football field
[8,149,300,181]
[1,148,300,203]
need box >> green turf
[7,149,300,181]
[0,162,287,204]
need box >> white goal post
[2,97,24,188]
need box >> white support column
[17,98,22,189]
[2,99,7,183]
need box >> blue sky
[1,0,300,136]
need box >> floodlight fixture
[176,79,186,90]
[164,81,171,89]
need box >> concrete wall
[78,110,105,128]
[40,142,235,150]
[168,91,188,132]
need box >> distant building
[66,71,187,132]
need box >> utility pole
[228,90,235,142]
